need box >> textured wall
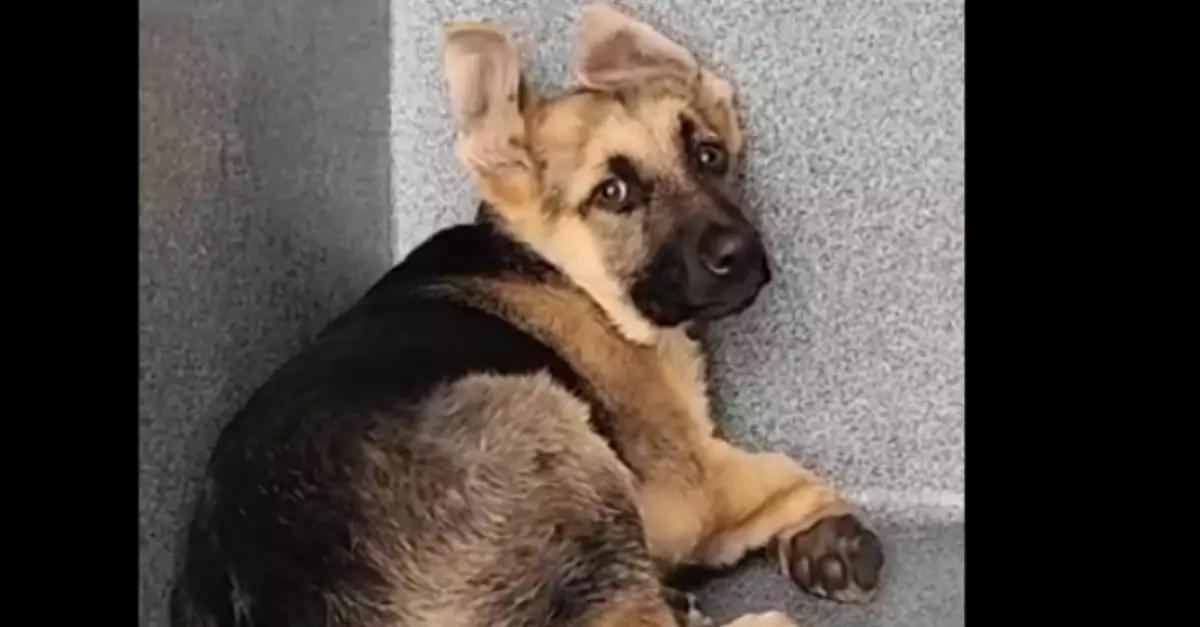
[390,0,964,516]
[138,2,392,625]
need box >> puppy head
[442,5,770,344]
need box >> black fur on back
[170,220,621,627]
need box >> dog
[168,5,883,627]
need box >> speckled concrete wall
[139,2,391,625]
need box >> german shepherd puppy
[169,5,883,627]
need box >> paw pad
[780,513,883,604]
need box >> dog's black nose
[698,225,759,276]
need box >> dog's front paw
[777,513,883,604]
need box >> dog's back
[171,223,671,627]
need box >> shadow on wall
[138,2,392,625]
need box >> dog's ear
[573,5,743,157]
[442,22,537,206]
[573,3,699,90]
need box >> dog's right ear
[442,22,537,206]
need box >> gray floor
[698,522,964,627]
[140,1,963,626]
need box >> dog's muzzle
[690,222,771,319]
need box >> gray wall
[138,2,391,624]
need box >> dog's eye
[694,142,728,174]
[595,177,629,207]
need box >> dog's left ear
[573,3,698,90]
[442,21,538,206]
[573,4,743,157]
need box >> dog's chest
[563,323,716,484]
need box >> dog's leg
[691,439,884,604]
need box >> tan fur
[456,276,848,570]
[352,369,804,627]
[587,594,680,627]
[433,4,883,624]
[444,8,748,348]
[356,372,651,626]
[493,199,661,344]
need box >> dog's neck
[479,203,660,346]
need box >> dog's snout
[698,225,761,277]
